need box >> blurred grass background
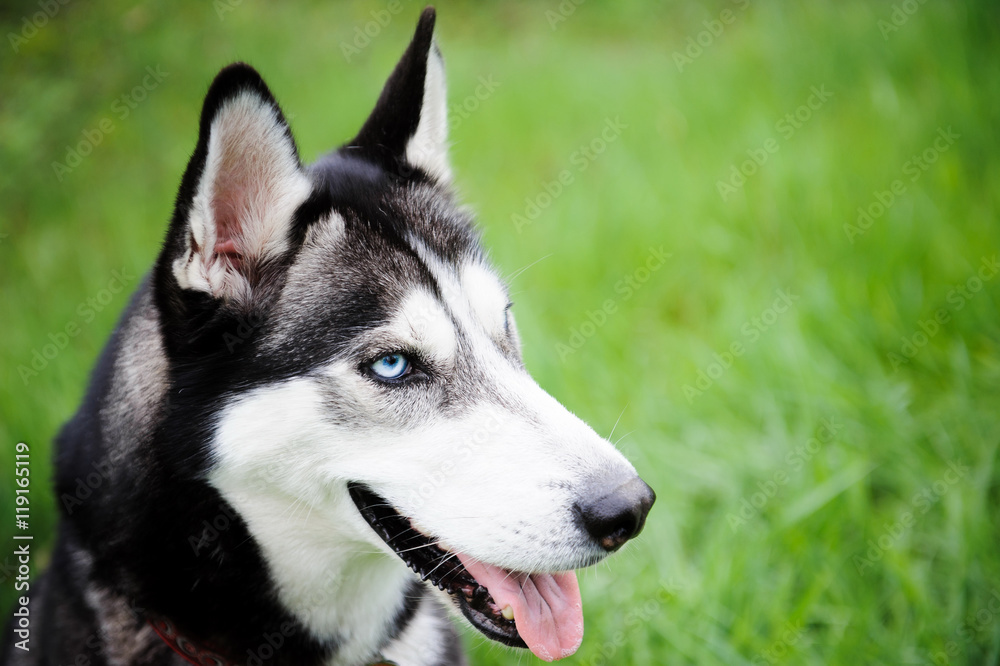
[2,0,999,663]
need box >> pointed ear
[349,7,451,183]
[163,63,312,306]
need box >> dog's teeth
[501,605,514,621]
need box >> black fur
[348,7,438,178]
[2,7,473,666]
[153,61,300,356]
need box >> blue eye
[370,353,410,380]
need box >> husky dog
[2,8,654,665]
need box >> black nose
[576,477,655,552]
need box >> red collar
[148,616,237,666]
[148,616,397,666]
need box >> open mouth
[348,483,585,661]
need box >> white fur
[379,595,451,665]
[208,369,628,645]
[208,246,638,662]
[201,56,637,663]
[461,263,510,336]
[209,380,422,665]
[405,45,452,183]
[172,91,311,302]
[395,290,458,363]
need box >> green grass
[2,1,999,663]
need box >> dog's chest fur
[2,7,653,665]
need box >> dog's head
[154,8,653,661]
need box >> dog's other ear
[159,63,311,310]
[349,7,451,183]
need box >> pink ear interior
[197,90,305,289]
[210,151,251,274]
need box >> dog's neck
[66,288,437,664]
[207,473,423,664]
[148,616,399,666]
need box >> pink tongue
[457,553,583,661]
